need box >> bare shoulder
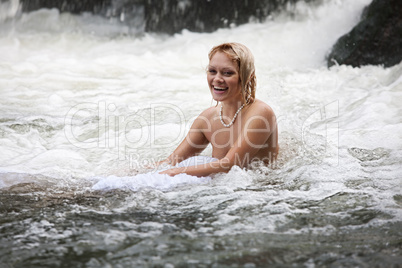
[244,99,277,135]
[199,105,218,119]
[246,99,275,118]
[191,106,217,128]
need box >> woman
[159,42,279,177]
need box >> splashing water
[0,0,401,267]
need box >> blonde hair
[208,42,256,105]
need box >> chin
[211,94,225,102]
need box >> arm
[155,110,210,168]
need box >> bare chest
[203,116,242,158]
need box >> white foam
[0,0,401,225]
[92,156,215,191]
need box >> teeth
[214,87,227,91]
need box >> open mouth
[214,86,228,92]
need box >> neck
[219,101,245,128]
[220,100,245,116]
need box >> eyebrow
[208,65,236,71]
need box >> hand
[159,167,185,177]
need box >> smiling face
[207,51,242,104]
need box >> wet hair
[208,42,256,105]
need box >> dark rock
[20,0,113,14]
[19,0,316,34]
[327,0,402,68]
[143,0,303,34]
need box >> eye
[208,69,217,74]
[223,71,234,76]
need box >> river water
[1,0,401,267]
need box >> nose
[213,73,224,83]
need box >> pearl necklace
[219,103,245,127]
